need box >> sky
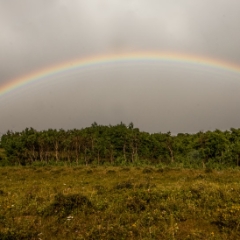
[0,0,240,134]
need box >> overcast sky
[0,0,240,134]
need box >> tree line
[0,122,240,167]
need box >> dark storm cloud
[0,0,240,133]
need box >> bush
[142,168,154,174]
[214,205,240,232]
[126,190,161,212]
[205,167,213,173]
[42,193,93,217]
[114,181,134,190]
[0,157,12,166]
[106,169,116,174]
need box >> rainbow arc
[1,52,240,97]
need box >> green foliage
[1,123,240,168]
[0,148,9,166]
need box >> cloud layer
[0,0,240,133]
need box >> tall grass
[0,166,240,239]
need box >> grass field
[1,166,240,239]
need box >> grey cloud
[0,0,240,133]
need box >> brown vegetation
[0,166,240,239]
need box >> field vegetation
[1,123,240,239]
[1,166,240,239]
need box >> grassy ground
[0,166,240,239]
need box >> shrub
[86,169,93,174]
[214,205,240,232]
[94,185,106,194]
[126,190,161,212]
[205,167,213,173]
[142,168,154,174]
[114,181,134,190]
[42,193,93,217]
[106,169,116,174]
[156,168,164,173]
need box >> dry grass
[0,166,240,239]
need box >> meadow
[1,166,240,239]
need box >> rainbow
[1,51,240,97]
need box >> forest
[1,122,240,168]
